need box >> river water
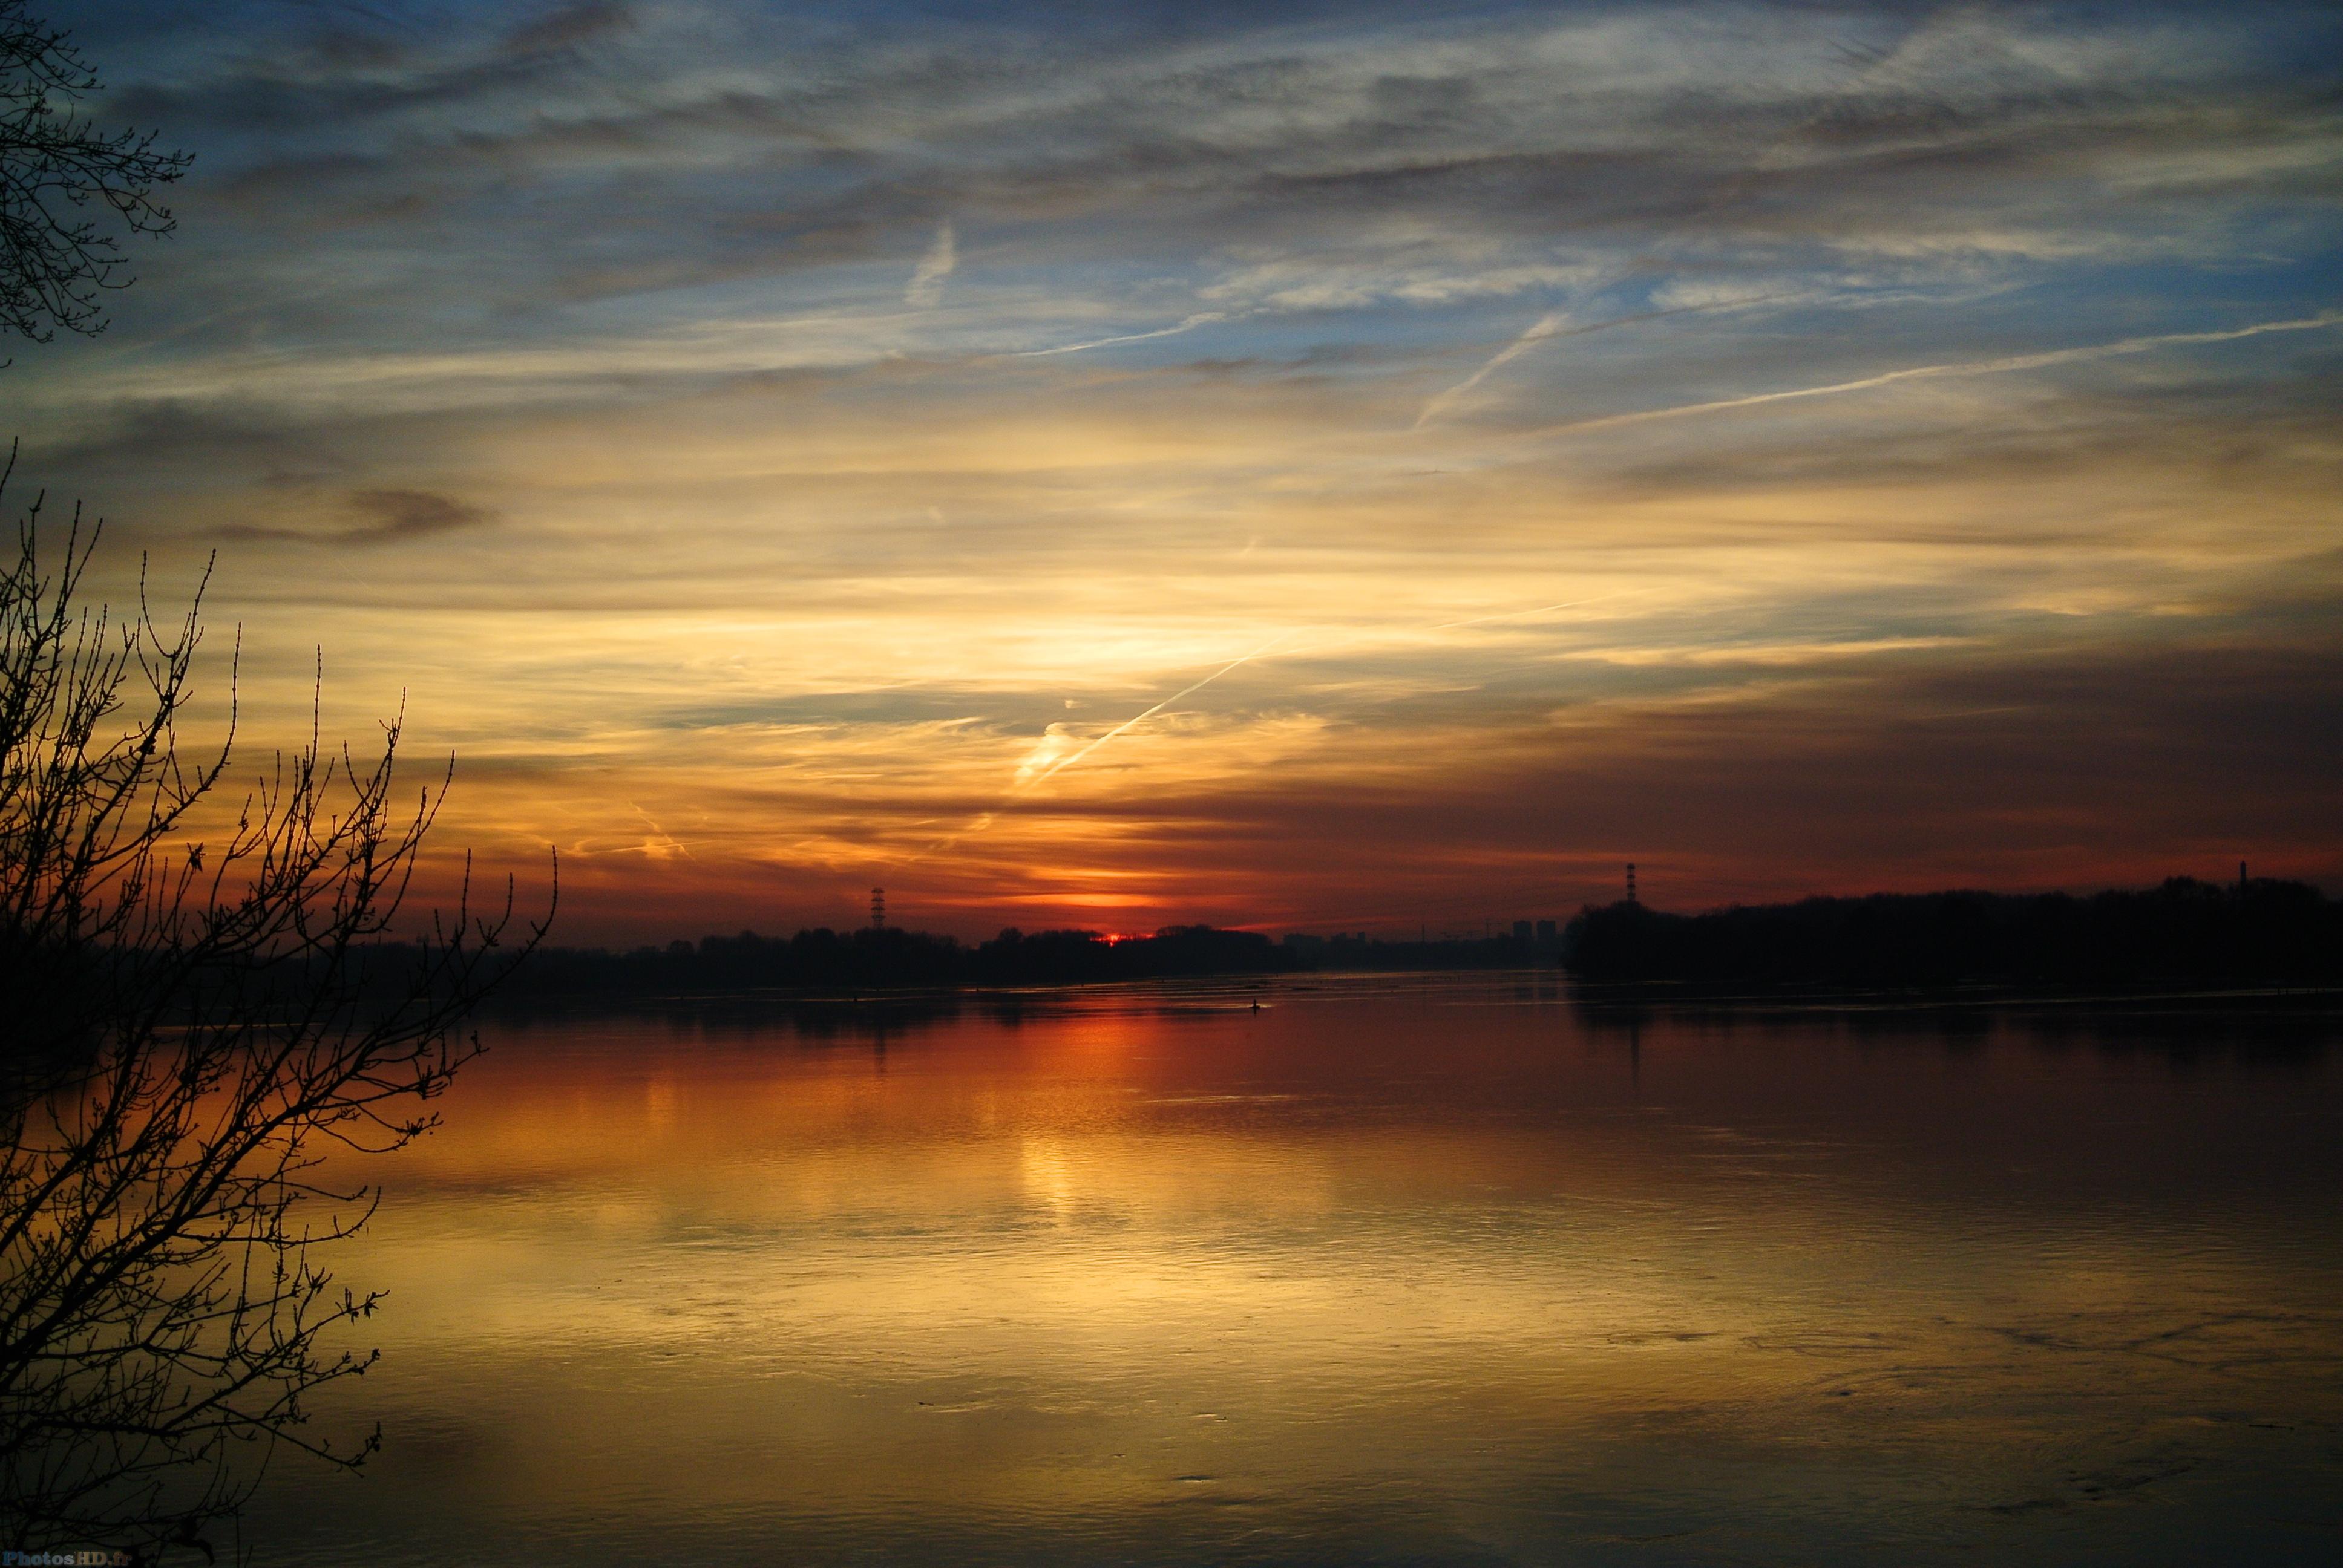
[244,974,2342,1565]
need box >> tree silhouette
[2,0,191,344]
[0,457,551,1560]
[1562,881,2343,990]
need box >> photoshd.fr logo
[3,1552,133,1566]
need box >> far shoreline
[471,967,2343,1024]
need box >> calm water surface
[250,975,2342,1565]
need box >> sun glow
[18,0,2339,944]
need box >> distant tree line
[485,923,1585,999]
[427,875,2343,1003]
[495,923,1295,998]
[1563,877,2343,990]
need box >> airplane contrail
[894,592,1642,864]
[1537,310,2343,436]
[1414,296,1795,430]
[1415,310,1570,429]
[897,633,1288,863]
[1426,594,1625,633]
[1018,312,1228,357]
[1020,593,1638,797]
[1024,633,1292,787]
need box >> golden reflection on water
[257,980,2343,1566]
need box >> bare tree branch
[1,0,192,345]
[1,451,555,1564]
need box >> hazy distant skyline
[13,0,2341,941]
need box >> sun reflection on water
[251,979,2343,1566]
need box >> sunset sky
[13,0,2341,942]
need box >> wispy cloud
[906,220,957,309]
[502,1,634,56]
[219,488,497,546]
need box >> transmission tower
[870,887,886,930]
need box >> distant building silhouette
[1513,920,1534,942]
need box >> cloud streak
[1538,312,2343,436]
[220,488,498,546]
